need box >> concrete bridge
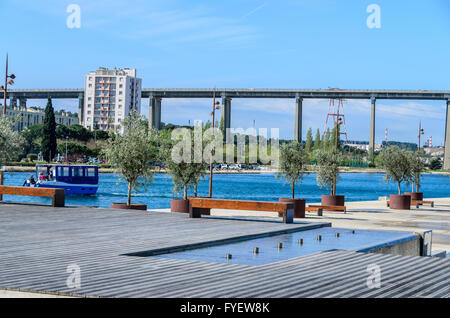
[1,88,450,169]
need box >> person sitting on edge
[22,175,36,186]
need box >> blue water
[3,172,450,209]
[156,227,416,266]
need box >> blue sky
[1,0,449,144]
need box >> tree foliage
[313,128,321,151]
[314,148,342,196]
[408,151,425,191]
[305,128,313,154]
[429,158,442,171]
[102,111,159,206]
[41,97,57,162]
[276,141,307,199]
[0,116,25,166]
[163,128,208,200]
[379,146,412,195]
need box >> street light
[418,121,424,152]
[1,54,16,116]
[208,88,221,198]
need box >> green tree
[21,124,43,154]
[323,129,331,150]
[429,158,442,170]
[408,151,425,192]
[378,146,412,195]
[103,111,159,206]
[276,141,308,199]
[331,123,341,150]
[314,148,342,196]
[0,116,25,166]
[305,128,313,154]
[313,128,321,151]
[41,97,57,162]
[163,128,208,200]
[57,142,93,158]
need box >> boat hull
[29,182,98,195]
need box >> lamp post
[1,54,16,116]
[417,121,424,152]
[208,88,221,198]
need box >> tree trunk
[398,182,401,195]
[291,182,295,199]
[127,182,132,206]
[194,183,198,197]
[416,179,420,192]
[331,176,336,196]
[184,185,188,200]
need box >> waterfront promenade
[0,200,449,298]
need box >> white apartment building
[83,67,142,132]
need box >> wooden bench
[386,201,420,208]
[306,205,347,216]
[412,200,434,208]
[189,198,294,224]
[0,185,65,207]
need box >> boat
[23,164,99,195]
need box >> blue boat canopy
[36,165,99,185]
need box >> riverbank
[3,165,449,176]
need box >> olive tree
[314,148,342,196]
[164,128,208,200]
[408,151,425,192]
[276,141,307,199]
[379,146,412,195]
[0,116,24,167]
[0,116,25,186]
[102,111,159,206]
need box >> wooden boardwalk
[0,203,448,298]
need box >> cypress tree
[305,128,313,154]
[41,97,57,162]
[313,128,321,151]
[323,128,331,150]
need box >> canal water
[3,171,450,209]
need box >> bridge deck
[3,88,450,100]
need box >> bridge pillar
[369,96,376,157]
[294,95,303,142]
[9,94,17,108]
[444,99,450,170]
[78,94,84,125]
[18,97,27,108]
[221,96,231,143]
[149,96,162,130]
